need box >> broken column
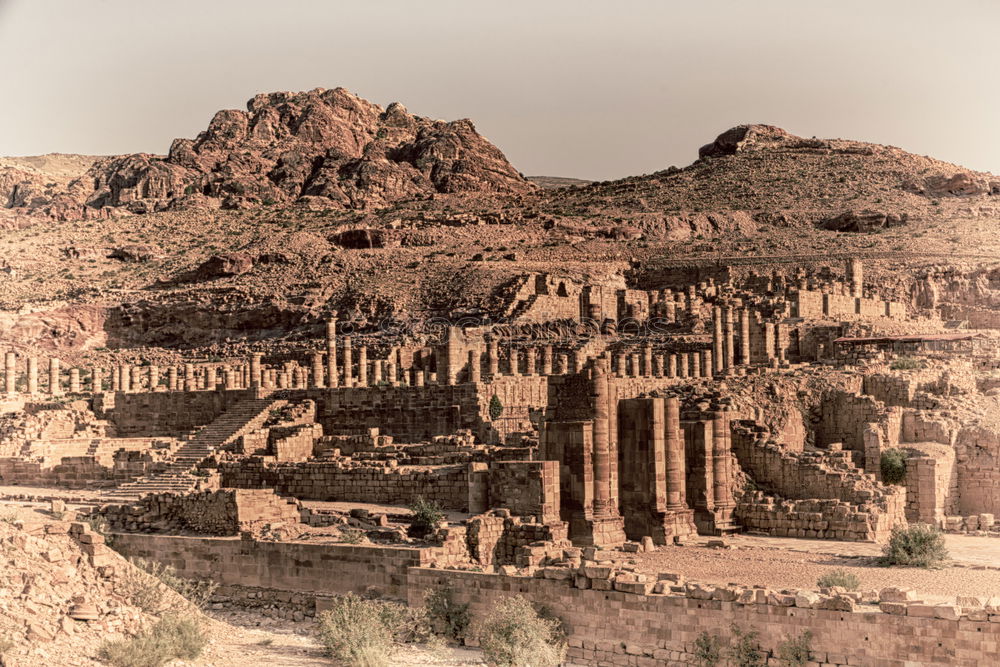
[184,363,195,392]
[249,354,262,389]
[48,358,61,396]
[739,308,751,366]
[4,352,14,395]
[342,336,353,387]
[848,258,863,298]
[148,365,159,391]
[712,306,723,375]
[89,365,100,394]
[541,345,553,376]
[468,349,481,383]
[167,366,178,391]
[311,352,325,389]
[205,366,217,391]
[69,368,80,394]
[486,336,499,378]
[326,316,339,388]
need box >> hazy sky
[0,0,997,181]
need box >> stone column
[358,346,368,387]
[541,346,553,376]
[667,353,677,378]
[413,369,424,387]
[508,349,520,376]
[556,353,569,375]
[147,365,159,391]
[653,354,664,377]
[184,363,195,392]
[444,326,462,385]
[701,350,712,377]
[69,368,81,394]
[712,306,724,375]
[486,336,499,378]
[665,397,686,510]
[642,345,653,377]
[723,307,735,374]
[342,336,353,387]
[591,359,614,519]
[763,322,776,364]
[712,409,735,517]
[89,365,99,394]
[686,285,697,315]
[525,347,536,376]
[387,362,398,386]
[573,349,586,374]
[739,308,751,366]
[250,354,262,389]
[468,349,481,383]
[615,351,627,378]
[4,352,15,394]
[48,358,61,395]
[848,258,863,298]
[206,366,217,391]
[326,316,339,388]
[312,352,325,389]
[690,352,701,378]
[224,369,234,390]
[677,352,688,378]
[167,367,178,391]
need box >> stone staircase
[102,397,285,501]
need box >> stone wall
[487,461,560,524]
[97,489,301,535]
[102,389,251,436]
[405,569,995,666]
[219,460,471,510]
[815,390,883,453]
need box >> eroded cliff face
[1,88,533,221]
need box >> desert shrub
[880,449,908,485]
[692,630,724,666]
[0,509,18,524]
[777,630,812,667]
[890,356,924,370]
[476,595,566,667]
[728,625,765,667]
[339,527,365,544]
[881,524,949,567]
[425,585,470,641]
[117,559,217,613]
[316,593,425,667]
[407,496,444,539]
[816,568,861,591]
[97,614,206,667]
[488,394,504,420]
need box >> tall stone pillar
[48,358,61,395]
[615,351,626,378]
[123,365,134,393]
[525,347,536,376]
[556,353,569,375]
[326,316,339,388]
[358,346,368,387]
[711,409,736,532]
[486,336,499,378]
[148,365,159,391]
[508,349,520,377]
[739,309,751,366]
[677,352,687,378]
[572,349,585,374]
[653,354,664,377]
[701,350,713,377]
[89,365,99,394]
[848,258,863,298]
[541,346,553,376]
[206,366,217,391]
[591,359,614,519]
[69,368,81,394]
[722,307,735,373]
[712,306,724,374]
[665,397,686,511]
[642,344,653,377]
[763,322,776,364]
[223,369,234,390]
[312,352,325,389]
[387,362,398,386]
[250,354,262,388]
[444,326,462,385]
[4,352,15,394]
[342,336,353,387]
[167,367,178,391]
[667,353,677,378]
[468,349,481,383]
[690,352,701,378]
[373,360,384,386]
[184,364,195,392]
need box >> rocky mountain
[1,88,533,221]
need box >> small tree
[882,524,949,567]
[425,585,470,641]
[880,449,907,485]
[488,394,504,421]
[693,631,724,666]
[407,496,445,539]
[728,625,765,667]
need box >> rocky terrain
[0,90,998,362]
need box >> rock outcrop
[4,88,533,220]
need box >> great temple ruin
[2,252,1000,663]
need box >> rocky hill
[1,108,999,358]
[0,88,533,222]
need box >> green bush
[880,449,907,485]
[816,568,861,591]
[489,394,504,420]
[407,496,445,539]
[777,630,812,667]
[316,593,429,667]
[728,625,765,667]
[97,614,206,667]
[890,356,925,370]
[476,595,566,667]
[692,630,724,666]
[425,585,470,641]
[881,524,949,567]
